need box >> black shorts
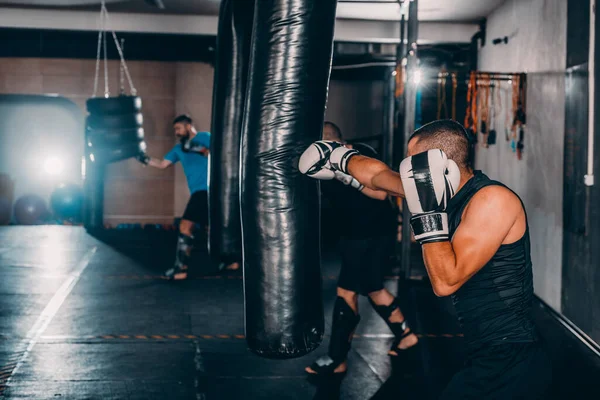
[440,342,552,400]
[182,190,208,226]
[337,235,393,295]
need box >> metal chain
[92,4,106,97]
[103,3,137,95]
[103,28,108,97]
[92,2,137,97]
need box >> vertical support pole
[383,66,396,166]
[402,0,419,280]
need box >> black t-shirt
[320,143,397,239]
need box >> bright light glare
[413,69,422,85]
[44,157,64,176]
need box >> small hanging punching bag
[241,0,338,358]
[208,0,255,266]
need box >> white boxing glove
[299,141,343,180]
[329,146,360,174]
[399,149,461,243]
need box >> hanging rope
[511,75,521,143]
[487,81,497,146]
[451,73,457,120]
[464,71,478,141]
[505,82,512,141]
[479,74,491,147]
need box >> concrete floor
[0,226,598,399]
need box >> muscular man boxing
[299,122,418,376]
[138,114,210,280]
[300,119,551,398]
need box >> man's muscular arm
[421,185,524,297]
[147,158,172,169]
[300,141,403,198]
[360,186,388,200]
[345,156,404,197]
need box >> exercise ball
[14,195,48,225]
[50,184,84,222]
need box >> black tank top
[446,171,538,352]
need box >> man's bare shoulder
[463,184,522,220]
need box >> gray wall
[477,0,567,311]
[325,79,385,143]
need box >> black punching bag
[209,0,254,265]
[241,0,338,358]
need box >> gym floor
[0,226,598,400]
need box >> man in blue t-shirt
[138,114,210,280]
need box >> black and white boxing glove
[329,145,360,174]
[299,141,342,180]
[180,136,191,152]
[399,149,461,244]
[299,141,364,190]
[137,152,150,166]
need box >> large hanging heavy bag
[208,0,255,266]
[82,3,144,232]
[90,140,147,165]
[86,95,142,115]
[86,127,145,148]
[87,111,143,131]
[240,0,338,359]
[84,3,145,168]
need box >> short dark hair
[323,121,343,141]
[173,114,193,125]
[409,119,473,169]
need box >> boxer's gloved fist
[399,149,461,244]
[137,152,150,165]
[334,170,364,191]
[181,137,191,153]
[299,140,343,180]
[329,146,360,174]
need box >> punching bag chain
[92,1,138,98]
[92,5,107,98]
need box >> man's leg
[164,218,195,280]
[305,237,362,375]
[439,343,551,400]
[368,289,418,354]
[218,255,241,272]
[361,235,418,355]
[305,287,359,375]
[164,192,205,280]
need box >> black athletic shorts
[182,190,208,226]
[439,341,552,400]
[337,235,394,295]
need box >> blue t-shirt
[164,131,210,193]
